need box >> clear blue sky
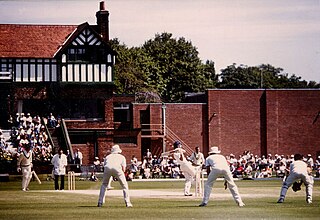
[1,0,319,82]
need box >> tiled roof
[0,24,77,58]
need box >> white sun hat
[208,146,221,154]
[111,144,122,154]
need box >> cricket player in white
[277,153,313,204]
[173,141,196,196]
[98,145,132,208]
[17,144,33,191]
[51,148,68,190]
[199,146,245,207]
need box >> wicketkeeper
[277,153,313,204]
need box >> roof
[0,24,77,58]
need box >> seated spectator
[233,162,244,178]
[243,162,253,178]
[130,155,139,176]
[152,165,161,178]
[48,113,57,128]
[276,162,287,178]
[172,166,181,179]
[90,172,98,181]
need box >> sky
[0,0,320,82]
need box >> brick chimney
[96,1,109,42]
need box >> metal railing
[61,119,74,159]
[140,124,193,156]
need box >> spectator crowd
[1,118,320,180]
[0,112,59,168]
[123,150,320,181]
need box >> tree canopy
[110,33,319,103]
[219,63,319,89]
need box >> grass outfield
[0,178,319,219]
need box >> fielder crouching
[97,145,133,208]
[199,146,245,207]
[17,144,33,191]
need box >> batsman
[17,144,33,191]
[172,141,197,196]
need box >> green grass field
[0,177,319,219]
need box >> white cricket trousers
[279,172,313,201]
[202,168,243,205]
[98,167,131,206]
[22,166,32,190]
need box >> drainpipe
[162,103,166,153]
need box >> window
[114,103,130,122]
[68,48,86,62]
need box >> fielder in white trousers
[200,146,245,207]
[277,153,313,204]
[98,145,132,207]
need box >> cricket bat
[32,171,42,184]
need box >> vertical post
[162,103,166,153]
[260,69,263,88]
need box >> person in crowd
[51,148,68,190]
[90,172,98,181]
[199,146,245,207]
[17,144,33,191]
[48,113,57,128]
[306,154,314,168]
[94,156,101,172]
[129,155,139,177]
[146,148,152,161]
[97,145,132,208]
[74,148,83,167]
[277,153,313,204]
[173,140,196,196]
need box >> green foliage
[110,34,319,101]
[219,63,320,89]
[110,33,217,102]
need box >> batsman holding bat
[17,144,33,191]
[172,141,196,196]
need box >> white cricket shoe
[238,201,245,207]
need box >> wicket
[68,171,75,190]
[195,169,204,197]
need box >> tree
[218,63,320,89]
[142,32,216,102]
[109,38,156,95]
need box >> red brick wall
[165,103,206,155]
[266,90,320,157]
[207,90,264,157]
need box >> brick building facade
[0,2,319,165]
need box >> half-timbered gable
[55,23,115,83]
[0,1,116,124]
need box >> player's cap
[208,146,221,154]
[173,141,181,148]
[111,144,122,154]
[307,154,311,157]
